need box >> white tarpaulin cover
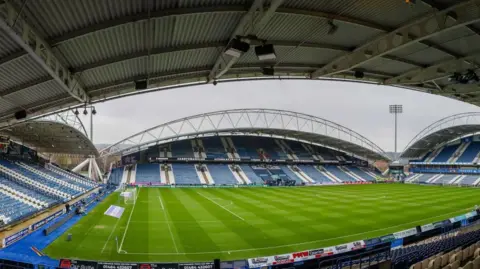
[104,205,125,219]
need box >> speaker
[262,67,274,76]
[14,110,27,120]
[354,70,364,79]
[135,80,148,90]
[214,259,220,269]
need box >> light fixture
[74,109,79,116]
[255,44,276,61]
[83,108,88,115]
[225,38,250,58]
[327,20,338,35]
[92,107,97,115]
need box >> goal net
[121,188,137,205]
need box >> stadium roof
[99,108,390,161]
[0,120,98,157]
[0,0,479,127]
[402,112,480,158]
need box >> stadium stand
[172,164,201,184]
[457,143,480,163]
[202,137,228,159]
[171,140,195,158]
[347,166,376,181]
[298,165,335,183]
[279,165,305,183]
[207,164,238,185]
[283,140,313,160]
[239,164,264,184]
[432,144,460,163]
[135,164,161,184]
[325,165,357,182]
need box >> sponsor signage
[247,240,365,268]
[3,228,29,247]
[421,223,435,232]
[466,211,478,219]
[31,209,64,231]
[178,262,213,269]
[393,228,417,239]
[97,262,139,269]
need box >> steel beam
[311,0,480,78]
[72,40,423,74]
[385,52,480,85]
[0,2,89,103]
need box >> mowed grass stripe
[43,185,480,262]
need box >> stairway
[448,142,470,163]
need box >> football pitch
[44,184,480,262]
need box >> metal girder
[420,0,480,36]
[85,63,394,94]
[385,51,480,85]
[311,0,480,78]
[0,1,89,103]
[208,0,284,81]
[71,40,423,74]
[99,108,388,160]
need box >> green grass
[44,184,480,262]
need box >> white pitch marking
[158,192,179,253]
[101,214,122,253]
[158,196,165,210]
[197,191,244,221]
[118,188,140,252]
[118,206,475,256]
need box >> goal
[121,188,137,205]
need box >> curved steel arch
[99,108,389,160]
[402,112,480,158]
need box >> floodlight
[225,38,250,58]
[255,44,276,61]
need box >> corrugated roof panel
[0,56,49,92]
[175,0,248,8]
[150,47,219,74]
[0,98,18,115]
[237,46,345,66]
[170,12,244,46]
[6,80,66,107]
[0,29,21,58]
[427,25,475,46]
[80,57,147,88]
[281,0,433,28]
[22,0,147,38]
[359,58,417,75]
[399,47,455,66]
[436,34,480,57]
[259,13,383,48]
[56,22,148,68]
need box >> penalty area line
[197,191,245,221]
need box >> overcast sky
[86,80,480,152]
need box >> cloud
[88,80,480,152]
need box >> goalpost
[121,188,137,205]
